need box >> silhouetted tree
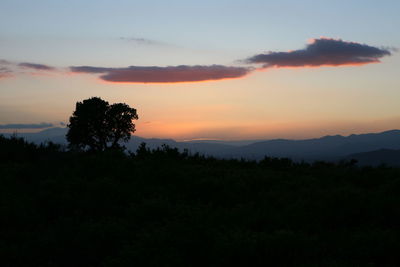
[67,97,138,151]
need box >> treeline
[1,135,400,266]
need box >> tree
[66,97,138,151]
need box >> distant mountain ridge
[229,130,400,161]
[2,128,400,164]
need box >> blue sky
[0,0,399,140]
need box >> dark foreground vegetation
[1,135,400,266]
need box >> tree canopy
[66,97,138,151]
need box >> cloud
[0,122,54,129]
[0,37,393,84]
[70,65,251,83]
[0,67,13,79]
[246,38,391,68]
[0,60,57,80]
[120,37,167,46]
[0,73,12,79]
[0,59,12,65]
[70,66,112,73]
[18,62,55,71]
[0,60,13,78]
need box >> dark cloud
[246,38,391,68]
[0,123,54,129]
[70,65,251,83]
[0,37,393,84]
[18,62,55,71]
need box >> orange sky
[1,1,399,140]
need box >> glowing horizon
[1,0,399,141]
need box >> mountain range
[2,128,400,166]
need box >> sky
[0,0,399,140]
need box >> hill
[345,149,400,166]
[228,130,400,161]
[1,135,400,266]
[4,128,400,164]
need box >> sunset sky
[1,0,399,140]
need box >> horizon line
[1,127,399,143]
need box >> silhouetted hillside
[345,149,400,166]
[5,128,400,165]
[1,135,400,266]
